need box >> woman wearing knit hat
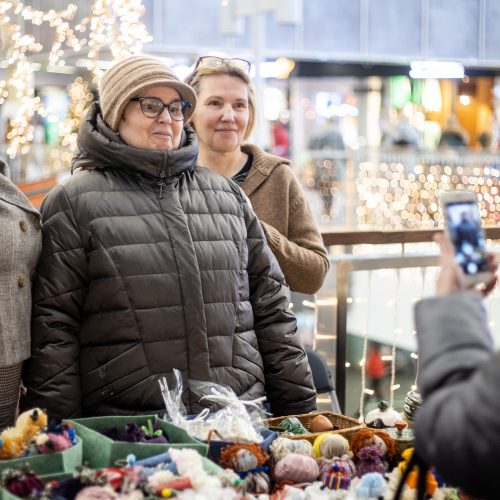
[22,54,316,419]
[186,56,329,294]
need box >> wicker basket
[264,411,364,444]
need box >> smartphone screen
[444,201,489,276]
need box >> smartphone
[441,190,491,285]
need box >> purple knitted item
[356,445,386,477]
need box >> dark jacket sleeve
[243,197,317,417]
[414,292,500,498]
[22,185,88,419]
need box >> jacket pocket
[232,330,265,385]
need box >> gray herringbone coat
[0,159,42,366]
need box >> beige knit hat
[99,54,197,130]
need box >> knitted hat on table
[99,54,197,131]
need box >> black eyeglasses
[130,97,191,121]
[194,56,252,74]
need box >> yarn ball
[356,445,386,477]
[273,453,320,484]
[244,471,271,494]
[309,414,334,433]
[355,472,387,498]
[313,433,349,459]
[280,417,308,435]
[320,463,351,490]
[269,437,313,462]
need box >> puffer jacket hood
[72,101,198,181]
[23,104,316,419]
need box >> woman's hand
[435,232,498,297]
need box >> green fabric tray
[66,415,207,468]
[0,437,82,475]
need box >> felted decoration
[313,433,349,459]
[406,469,438,496]
[269,436,313,462]
[273,453,320,484]
[0,408,48,459]
[351,427,398,462]
[355,471,387,499]
[279,417,308,435]
[244,471,271,494]
[319,456,356,480]
[101,423,168,444]
[219,443,268,472]
[365,400,401,429]
[2,469,44,498]
[356,445,386,477]
[309,414,334,433]
[320,463,351,490]
[35,431,72,454]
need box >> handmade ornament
[403,390,423,423]
[35,431,72,454]
[74,486,119,500]
[351,428,398,462]
[1,469,44,498]
[279,417,308,435]
[219,443,268,473]
[101,423,167,444]
[313,433,349,459]
[269,436,313,462]
[365,400,401,428]
[273,453,320,484]
[320,463,351,490]
[382,420,415,455]
[0,408,48,459]
[244,471,270,494]
[356,445,386,477]
[319,456,356,480]
[355,471,387,499]
[309,414,334,433]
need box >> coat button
[30,269,37,281]
[18,275,26,288]
[33,216,42,230]
[19,219,28,232]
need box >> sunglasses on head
[194,56,252,74]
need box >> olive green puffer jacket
[22,103,316,419]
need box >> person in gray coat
[0,159,42,430]
[414,233,498,499]
[22,55,316,419]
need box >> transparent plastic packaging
[159,369,266,443]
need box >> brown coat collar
[240,143,290,196]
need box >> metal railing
[318,227,500,413]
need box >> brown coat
[241,144,329,294]
[0,159,42,366]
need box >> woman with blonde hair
[187,57,329,294]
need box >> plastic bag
[159,369,266,443]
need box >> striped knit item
[0,363,22,431]
[321,464,351,490]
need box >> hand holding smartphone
[440,190,492,285]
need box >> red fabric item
[365,350,385,379]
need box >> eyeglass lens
[136,97,188,120]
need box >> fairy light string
[0,0,151,158]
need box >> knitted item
[356,445,386,477]
[321,463,351,490]
[99,55,197,130]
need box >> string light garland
[0,0,152,158]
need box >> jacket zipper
[157,175,167,199]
